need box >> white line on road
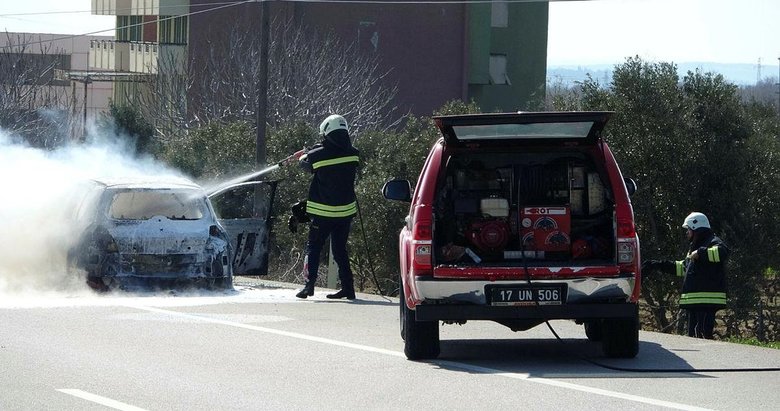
[56,389,149,411]
[436,361,713,411]
[129,305,712,411]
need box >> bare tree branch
[0,32,77,147]
[138,17,402,142]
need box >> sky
[0,0,778,67]
[547,0,779,67]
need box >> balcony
[92,0,189,16]
[89,40,131,71]
[90,40,186,74]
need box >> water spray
[206,149,306,197]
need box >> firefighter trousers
[304,216,354,290]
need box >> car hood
[433,111,613,147]
[109,216,212,254]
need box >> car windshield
[109,190,206,220]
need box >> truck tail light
[413,221,432,240]
[617,239,636,264]
[411,220,432,273]
[413,241,432,268]
[617,217,636,237]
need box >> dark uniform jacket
[649,228,730,308]
[300,129,359,218]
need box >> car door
[208,180,278,276]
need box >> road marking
[436,361,713,411]
[129,305,712,411]
[56,389,149,411]
[128,304,405,358]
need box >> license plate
[489,284,566,306]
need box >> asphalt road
[1,278,779,411]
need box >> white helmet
[682,212,710,230]
[319,114,348,136]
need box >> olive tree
[561,57,780,339]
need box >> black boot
[296,281,315,299]
[326,288,356,300]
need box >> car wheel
[601,315,639,358]
[213,275,234,290]
[400,284,440,360]
[584,320,603,342]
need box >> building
[89,0,548,117]
[0,32,112,133]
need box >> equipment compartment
[433,150,616,266]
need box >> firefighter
[642,212,730,339]
[294,114,359,300]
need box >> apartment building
[0,32,112,126]
[89,0,548,116]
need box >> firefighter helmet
[682,212,710,230]
[319,114,349,136]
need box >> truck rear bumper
[414,302,638,321]
[414,276,636,305]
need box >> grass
[726,337,780,349]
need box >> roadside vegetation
[154,57,780,344]
[544,57,780,343]
[5,41,778,345]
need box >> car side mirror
[382,179,412,202]
[624,177,637,196]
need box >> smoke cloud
[0,129,190,295]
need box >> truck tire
[601,316,639,358]
[584,320,603,342]
[400,284,440,360]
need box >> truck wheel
[584,320,603,342]
[399,285,440,360]
[601,316,639,358]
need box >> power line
[0,0,584,51]
[0,2,249,18]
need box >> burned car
[66,177,276,291]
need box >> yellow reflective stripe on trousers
[312,156,359,170]
[680,291,727,305]
[675,261,685,277]
[707,246,720,263]
[306,201,357,217]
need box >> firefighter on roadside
[642,212,730,339]
[292,114,359,300]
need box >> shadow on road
[432,338,709,378]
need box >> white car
[66,177,275,291]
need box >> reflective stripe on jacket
[306,200,357,218]
[300,130,359,219]
[675,233,730,307]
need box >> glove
[291,200,310,224]
[642,259,674,273]
[641,260,658,271]
[288,215,298,233]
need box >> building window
[117,16,142,41]
[159,16,188,44]
[358,21,378,52]
[173,16,188,44]
[491,2,508,28]
[489,54,510,85]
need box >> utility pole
[777,57,780,118]
[256,0,269,166]
[254,0,271,223]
